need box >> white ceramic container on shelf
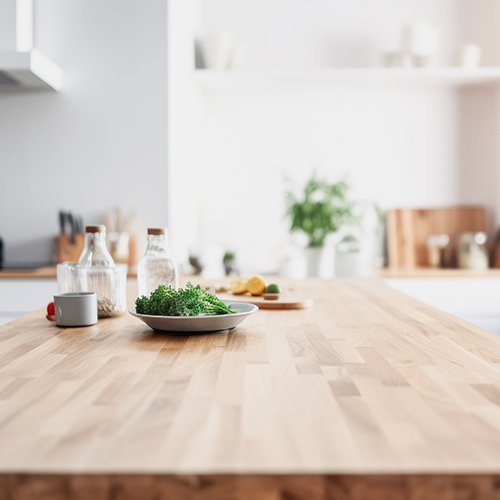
[400,22,439,67]
[201,31,233,70]
[456,44,482,68]
[400,22,439,56]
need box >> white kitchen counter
[0,278,57,325]
[384,277,500,334]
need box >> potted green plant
[286,174,358,277]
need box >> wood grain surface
[2,474,500,500]
[217,292,313,309]
[0,267,58,278]
[3,277,500,498]
[0,267,138,279]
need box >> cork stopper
[148,227,167,236]
[86,225,106,233]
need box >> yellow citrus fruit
[229,278,248,295]
[246,275,267,296]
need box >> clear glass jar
[78,225,115,267]
[57,262,128,318]
[138,228,178,297]
[64,225,128,318]
[458,231,489,270]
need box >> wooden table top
[0,266,138,279]
[0,266,58,278]
[2,277,500,475]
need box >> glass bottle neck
[85,232,106,249]
[78,232,115,267]
[145,234,171,254]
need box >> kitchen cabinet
[0,278,57,325]
[2,277,500,499]
[384,277,500,334]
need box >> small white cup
[201,31,233,70]
[400,22,439,57]
[456,44,482,68]
[383,52,413,68]
[54,292,98,327]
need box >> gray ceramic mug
[54,292,98,327]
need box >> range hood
[0,0,63,90]
[0,49,62,90]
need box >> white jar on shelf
[400,22,439,67]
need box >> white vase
[304,247,324,277]
[201,31,233,70]
[335,251,361,278]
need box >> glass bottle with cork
[78,225,115,267]
[76,225,126,317]
[138,228,178,297]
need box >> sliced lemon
[229,278,248,295]
[246,275,267,296]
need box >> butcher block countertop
[3,277,500,498]
[0,266,58,278]
[0,266,138,278]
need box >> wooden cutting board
[217,292,313,310]
[387,206,487,268]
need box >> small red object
[47,302,55,316]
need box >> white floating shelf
[195,68,500,91]
[0,49,63,91]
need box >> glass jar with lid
[138,228,178,297]
[78,225,115,267]
[57,225,127,318]
[458,231,489,270]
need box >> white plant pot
[304,247,324,277]
[335,251,361,278]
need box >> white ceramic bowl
[129,302,258,335]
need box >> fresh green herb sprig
[135,283,235,317]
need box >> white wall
[458,0,500,66]
[163,0,500,276]
[457,85,500,237]
[167,0,204,265]
[166,0,471,274]
[0,0,168,266]
[2,0,498,274]
[0,0,16,51]
[457,0,500,234]
[201,0,460,68]
[197,86,459,273]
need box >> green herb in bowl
[135,283,235,317]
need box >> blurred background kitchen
[3,0,500,329]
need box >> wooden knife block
[55,234,86,264]
[55,233,140,267]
